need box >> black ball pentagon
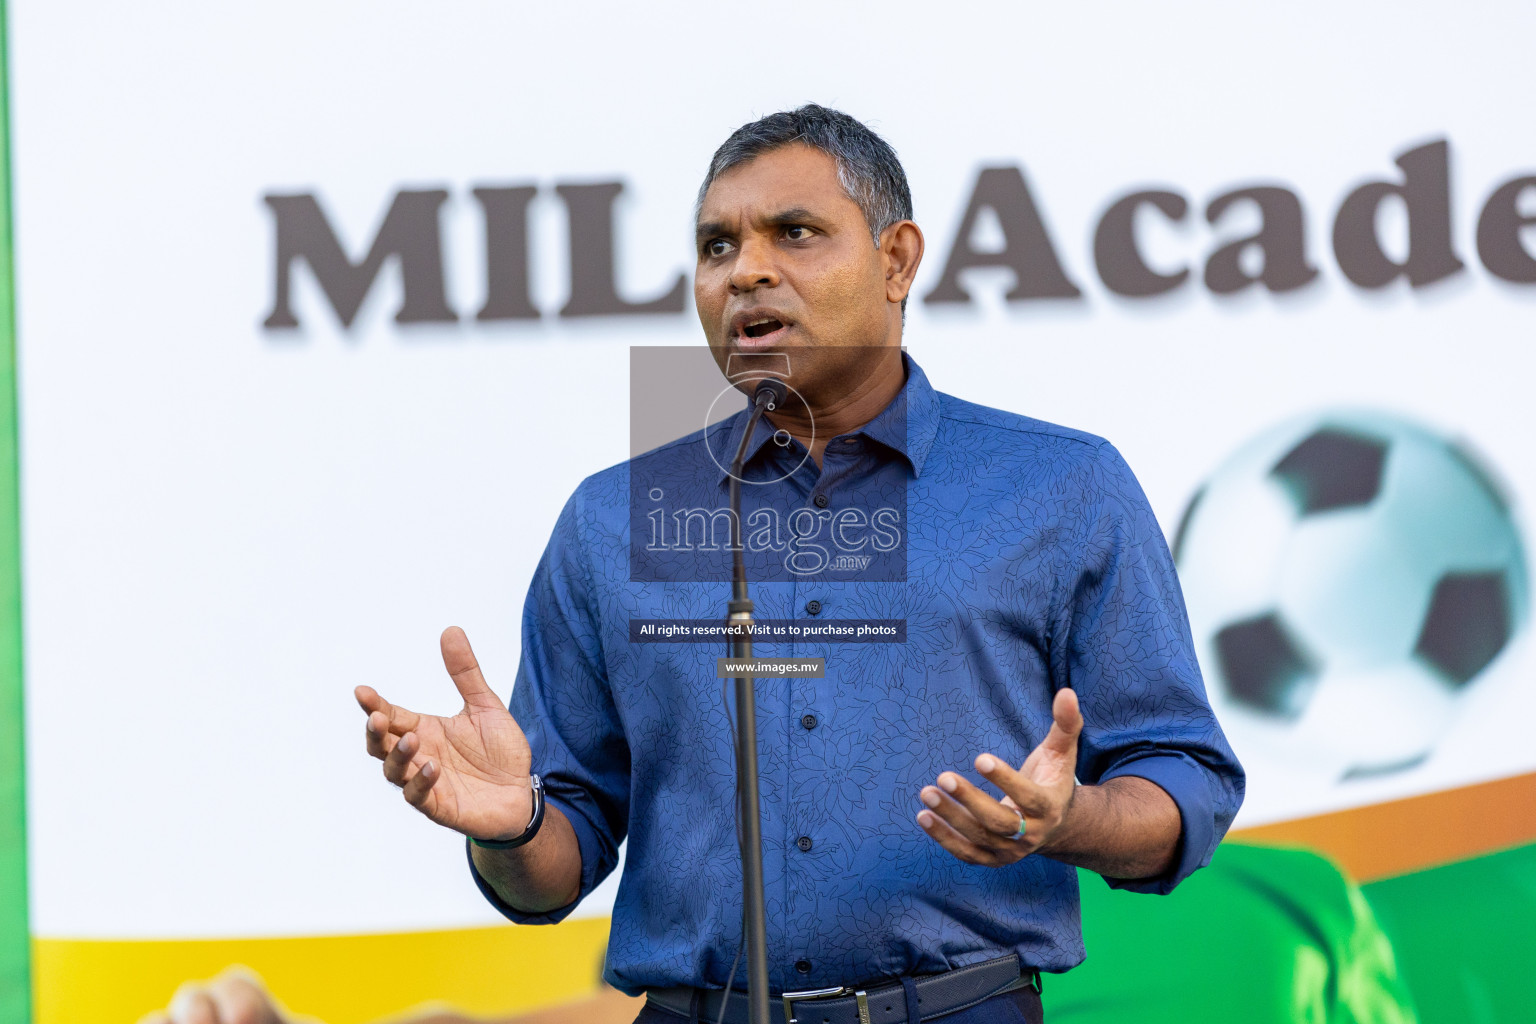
[1213,613,1318,718]
[1270,428,1389,515]
[1414,571,1512,686]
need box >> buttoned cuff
[1096,752,1216,895]
[466,794,603,924]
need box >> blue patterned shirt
[471,355,1244,994]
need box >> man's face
[694,144,902,405]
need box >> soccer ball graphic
[1173,410,1528,780]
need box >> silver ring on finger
[1008,812,1028,842]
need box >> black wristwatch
[469,774,545,850]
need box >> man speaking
[356,105,1244,1024]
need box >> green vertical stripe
[0,0,29,1020]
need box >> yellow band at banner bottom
[33,915,612,1024]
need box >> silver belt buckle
[781,986,847,1024]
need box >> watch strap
[469,773,544,850]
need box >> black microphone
[752,378,788,413]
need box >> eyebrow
[766,207,819,225]
[695,207,827,243]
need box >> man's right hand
[356,626,535,843]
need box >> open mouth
[734,314,791,347]
[743,318,783,339]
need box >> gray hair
[696,104,914,250]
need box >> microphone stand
[726,379,787,1024]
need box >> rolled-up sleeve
[469,483,629,923]
[1056,442,1245,895]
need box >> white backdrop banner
[9,3,1536,1021]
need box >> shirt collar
[714,351,941,485]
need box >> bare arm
[468,804,582,914]
[918,688,1183,881]
[1034,775,1179,880]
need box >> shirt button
[805,600,822,615]
[795,960,813,975]
[813,494,830,508]
[796,835,813,852]
[801,713,818,730]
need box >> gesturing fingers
[354,684,388,717]
[918,743,1085,867]
[441,627,504,713]
[364,711,395,760]
[975,755,1054,818]
[401,759,439,808]
[382,731,420,787]
[912,697,1087,871]
[916,805,1007,867]
[926,772,1026,843]
[1040,687,1084,757]
[358,686,424,772]
[355,686,421,736]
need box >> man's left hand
[917,688,1082,866]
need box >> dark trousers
[635,986,1045,1024]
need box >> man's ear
[880,220,925,305]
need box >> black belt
[646,953,1040,1024]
